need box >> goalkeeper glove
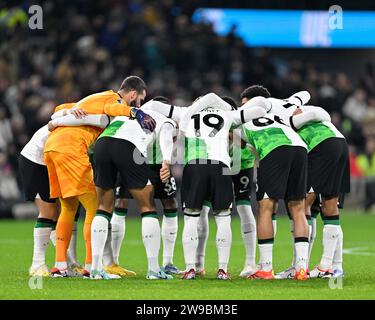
[130,107,156,132]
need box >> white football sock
[320,224,340,270]
[289,219,296,266]
[50,229,56,246]
[103,225,115,267]
[55,261,67,269]
[91,215,109,271]
[32,227,52,269]
[259,243,273,272]
[294,241,309,271]
[272,215,277,237]
[111,213,126,265]
[162,215,178,266]
[308,216,317,262]
[237,204,256,266]
[182,213,200,271]
[196,205,210,269]
[142,215,161,273]
[215,213,232,272]
[333,226,343,270]
[67,220,78,264]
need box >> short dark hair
[221,96,238,110]
[119,76,146,93]
[240,85,271,100]
[152,96,170,104]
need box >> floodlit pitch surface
[0,212,374,300]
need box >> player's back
[267,97,344,151]
[242,113,306,160]
[21,125,49,165]
[74,90,120,114]
[184,107,233,167]
[100,110,170,157]
[44,90,119,155]
[45,124,102,156]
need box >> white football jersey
[242,113,307,161]
[267,98,344,146]
[183,107,236,167]
[99,110,175,157]
[20,125,49,165]
[267,97,299,118]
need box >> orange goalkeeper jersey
[45,90,132,155]
[54,102,76,112]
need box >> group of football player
[20,75,349,281]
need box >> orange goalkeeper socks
[78,191,98,267]
[55,197,79,268]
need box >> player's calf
[161,201,181,274]
[318,196,343,273]
[214,209,232,279]
[287,199,309,279]
[182,209,200,274]
[254,198,276,278]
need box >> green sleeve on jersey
[298,122,336,152]
[99,120,124,139]
[243,127,292,160]
[184,137,208,164]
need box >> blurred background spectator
[0,0,374,214]
[357,138,375,211]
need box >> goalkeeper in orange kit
[44,76,156,277]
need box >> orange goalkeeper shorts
[44,151,95,199]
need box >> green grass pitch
[0,211,374,300]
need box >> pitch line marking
[343,247,375,256]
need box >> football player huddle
[20,76,349,281]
